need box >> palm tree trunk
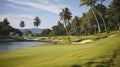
[91,5,101,33]
[68,21,71,42]
[64,22,71,42]
[101,16,107,32]
[75,28,79,37]
[22,28,24,36]
[84,29,87,36]
[97,12,107,32]
[118,22,120,30]
[76,28,79,38]
[93,25,97,34]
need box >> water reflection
[0,42,48,52]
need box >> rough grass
[0,31,120,67]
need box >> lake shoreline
[0,39,60,44]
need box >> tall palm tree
[72,16,80,37]
[95,3,107,32]
[20,21,25,29]
[80,0,101,33]
[33,16,41,27]
[59,7,72,42]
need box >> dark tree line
[0,18,23,38]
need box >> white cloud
[6,0,62,14]
[6,3,31,10]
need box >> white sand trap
[108,34,117,38]
[72,39,93,44]
[23,37,39,40]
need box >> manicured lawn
[0,31,120,67]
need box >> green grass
[0,30,120,67]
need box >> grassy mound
[0,31,120,67]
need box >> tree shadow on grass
[70,64,81,67]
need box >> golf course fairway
[0,31,120,67]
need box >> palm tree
[33,16,41,27]
[20,21,25,29]
[95,0,108,33]
[95,4,107,33]
[59,7,72,42]
[72,16,80,37]
[80,0,101,33]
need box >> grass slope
[0,31,120,67]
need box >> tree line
[0,0,119,42]
[0,18,23,38]
[0,16,41,38]
[40,0,120,42]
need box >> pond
[0,41,49,52]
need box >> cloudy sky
[0,0,112,29]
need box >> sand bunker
[72,39,93,44]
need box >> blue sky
[0,0,112,29]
